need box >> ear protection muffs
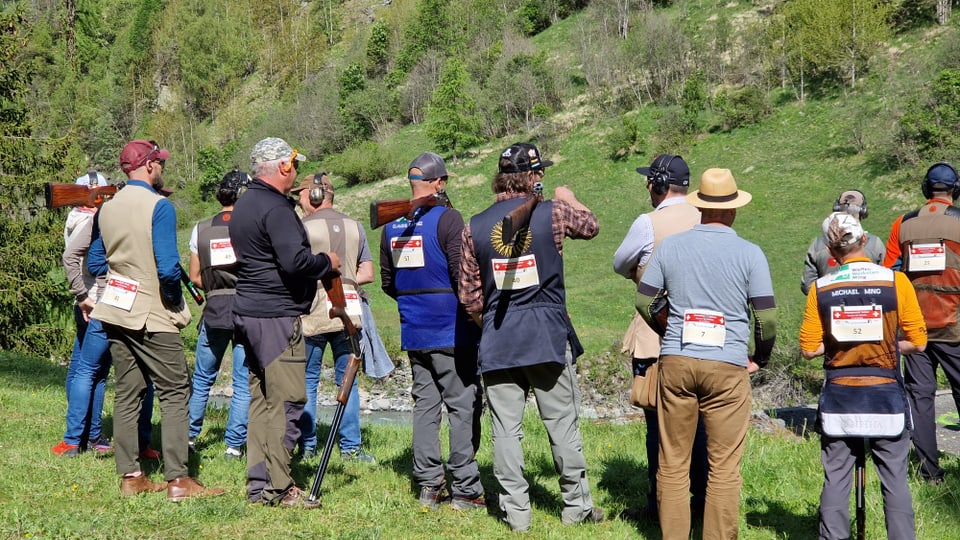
[833,189,868,220]
[922,162,960,200]
[308,173,328,207]
[649,154,678,196]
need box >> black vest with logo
[197,211,238,329]
[469,198,576,373]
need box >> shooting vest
[196,211,238,330]
[898,200,960,342]
[301,208,363,336]
[622,201,700,360]
[92,185,190,332]
[384,206,459,350]
[469,198,573,373]
[813,261,907,438]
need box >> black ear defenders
[833,189,868,220]
[922,162,960,200]
[649,154,678,196]
[308,173,328,207]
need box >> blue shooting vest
[384,206,458,350]
[469,198,577,373]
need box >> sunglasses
[135,140,161,170]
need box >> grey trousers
[819,434,915,540]
[408,348,483,498]
[106,325,190,481]
[483,350,595,532]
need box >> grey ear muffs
[833,189,868,220]
[649,154,678,196]
[309,173,328,207]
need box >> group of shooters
[45,135,960,537]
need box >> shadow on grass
[598,453,661,538]
[744,496,819,539]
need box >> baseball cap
[635,154,690,186]
[75,172,109,187]
[250,137,307,165]
[119,140,170,173]
[498,143,554,173]
[822,212,864,249]
[926,163,959,188]
[291,172,334,194]
[408,152,450,180]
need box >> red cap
[120,140,171,173]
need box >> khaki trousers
[657,355,751,540]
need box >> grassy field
[3,352,960,539]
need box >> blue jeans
[188,323,249,448]
[64,310,154,448]
[298,331,361,453]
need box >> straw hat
[686,168,752,209]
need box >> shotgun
[45,182,122,209]
[369,190,452,229]
[308,273,363,504]
[178,263,204,305]
[500,181,543,244]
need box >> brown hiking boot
[166,477,225,502]
[120,474,167,496]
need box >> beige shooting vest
[622,202,700,359]
[300,208,363,336]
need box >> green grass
[4,352,960,539]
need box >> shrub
[327,141,406,186]
[607,115,645,162]
[716,86,770,131]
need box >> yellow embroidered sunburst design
[491,221,532,257]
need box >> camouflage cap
[250,137,307,165]
[822,211,864,249]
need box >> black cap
[498,143,554,173]
[635,154,690,187]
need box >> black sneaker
[451,493,491,511]
[418,485,450,511]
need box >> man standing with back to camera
[230,138,340,509]
[883,161,960,485]
[292,171,376,464]
[612,154,707,523]
[187,170,250,459]
[380,152,488,512]
[637,168,776,540]
[89,139,223,501]
[459,142,603,532]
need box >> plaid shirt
[458,192,599,314]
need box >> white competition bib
[830,305,883,342]
[908,242,946,272]
[681,309,726,347]
[327,290,363,318]
[101,274,140,312]
[492,254,539,290]
[208,238,237,267]
[391,236,425,268]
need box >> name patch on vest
[492,254,539,290]
[101,274,140,312]
[830,305,883,342]
[326,289,362,318]
[209,238,236,267]
[391,236,425,268]
[681,309,726,347]
[908,242,946,272]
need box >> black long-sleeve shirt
[230,178,333,317]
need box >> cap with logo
[498,143,554,174]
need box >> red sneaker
[52,440,80,457]
[139,448,161,460]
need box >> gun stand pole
[854,438,867,540]
[307,401,347,503]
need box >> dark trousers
[105,325,190,481]
[904,341,960,481]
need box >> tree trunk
[65,0,76,67]
[937,0,951,25]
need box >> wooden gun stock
[45,183,121,209]
[369,190,452,229]
[501,182,543,243]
